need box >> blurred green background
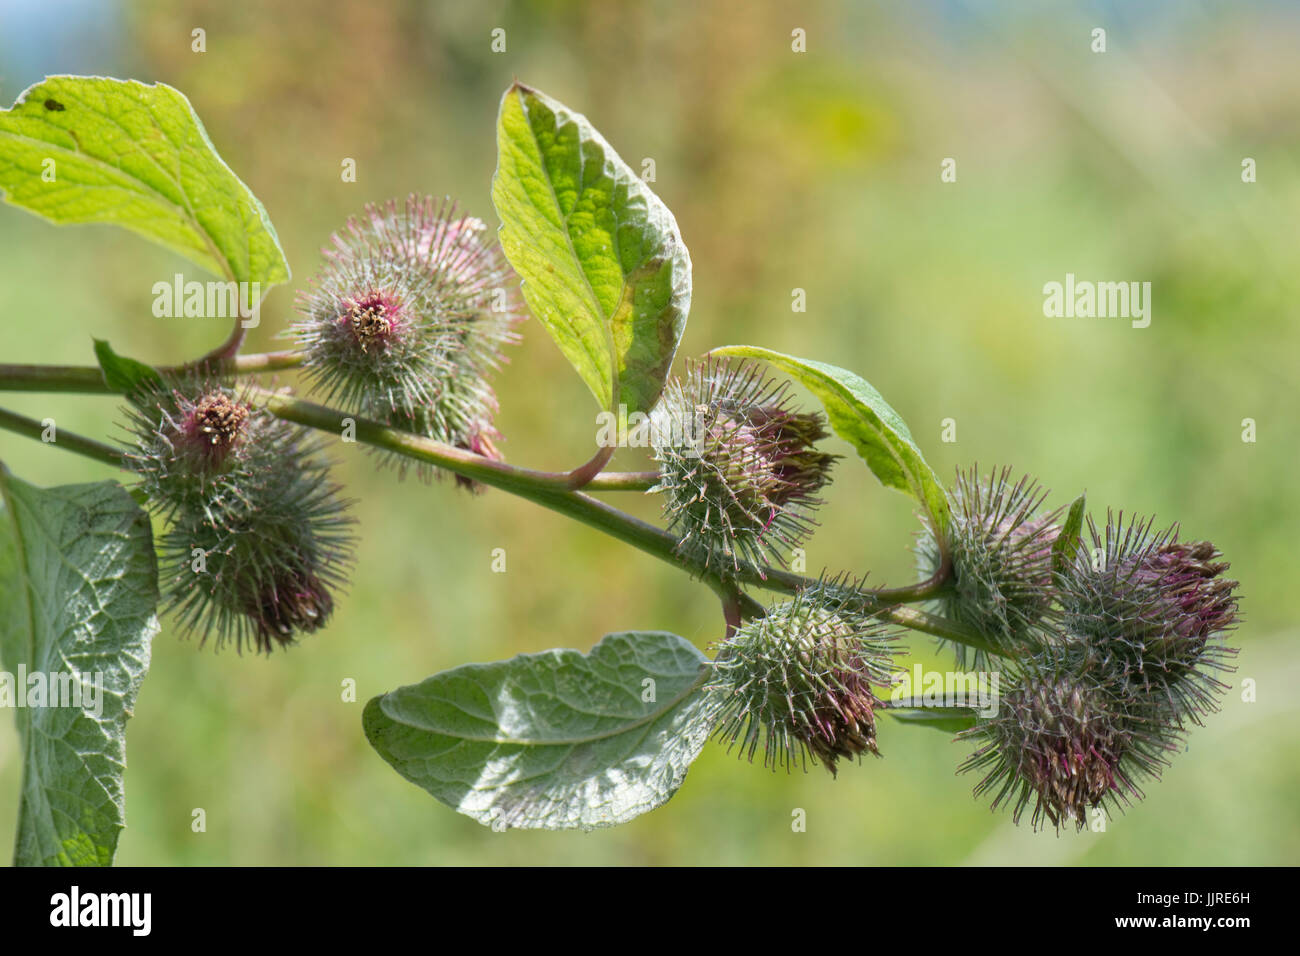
[1,0,1297,865]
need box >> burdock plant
[954,509,1241,831]
[916,466,1060,667]
[959,645,1177,830]
[708,582,897,774]
[650,358,837,578]
[292,194,522,484]
[1058,514,1240,727]
[0,75,1244,862]
[123,377,355,653]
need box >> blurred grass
[1,0,1297,864]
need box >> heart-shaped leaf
[363,630,712,830]
[0,76,289,288]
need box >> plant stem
[565,444,615,490]
[247,385,744,593]
[0,363,992,653]
[254,389,988,647]
[0,407,124,468]
[584,470,658,492]
[246,388,983,644]
[201,317,249,363]
[187,349,305,376]
[721,594,743,639]
[0,363,109,393]
[0,352,305,393]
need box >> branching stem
[0,361,991,652]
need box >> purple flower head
[239,564,336,650]
[960,644,1176,831]
[1060,513,1240,724]
[174,390,251,470]
[650,358,837,578]
[293,195,523,486]
[339,288,408,354]
[123,376,356,654]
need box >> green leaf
[1052,492,1087,576]
[0,76,289,288]
[363,630,712,830]
[93,339,164,404]
[886,704,978,734]
[492,82,691,413]
[712,345,952,536]
[0,468,159,866]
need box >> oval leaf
[363,630,711,831]
[0,76,289,287]
[0,468,159,866]
[492,82,691,413]
[712,345,951,535]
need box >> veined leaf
[712,345,951,536]
[0,76,289,288]
[492,82,690,413]
[363,630,712,830]
[0,468,159,866]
